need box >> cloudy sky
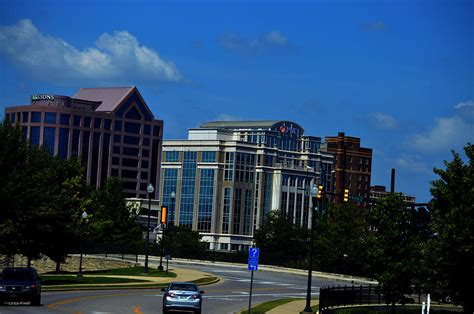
[0,0,472,202]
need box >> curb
[168,258,377,285]
[42,275,220,292]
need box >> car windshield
[2,270,35,281]
[169,284,197,291]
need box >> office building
[369,185,416,204]
[4,87,163,199]
[160,120,335,251]
[324,132,373,204]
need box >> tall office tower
[160,120,335,251]
[4,87,163,199]
[324,132,373,204]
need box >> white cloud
[393,153,432,175]
[410,100,474,153]
[367,112,398,130]
[0,19,182,85]
[219,30,289,54]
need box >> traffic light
[316,185,324,199]
[161,206,168,224]
[343,189,349,202]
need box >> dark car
[0,267,41,305]
[161,282,204,314]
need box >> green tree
[367,193,430,312]
[0,121,57,262]
[313,202,371,277]
[42,157,90,271]
[89,177,143,245]
[254,210,309,267]
[429,143,474,313]
[163,225,206,258]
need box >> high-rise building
[3,87,163,199]
[160,120,335,251]
[324,132,373,204]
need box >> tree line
[0,121,143,270]
[254,143,473,313]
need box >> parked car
[161,281,204,314]
[0,267,41,305]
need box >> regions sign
[31,94,55,101]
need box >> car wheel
[31,295,41,306]
[162,307,168,313]
[195,308,201,314]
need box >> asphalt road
[0,260,347,314]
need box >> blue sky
[1,0,472,202]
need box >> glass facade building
[160,120,335,251]
[4,87,163,199]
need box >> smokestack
[390,168,395,193]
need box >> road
[0,259,348,313]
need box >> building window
[197,168,214,232]
[94,118,102,129]
[123,147,139,156]
[153,125,160,136]
[243,189,253,235]
[144,124,151,135]
[22,112,29,123]
[44,127,55,155]
[60,114,70,125]
[45,112,56,124]
[224,152,234,181]
[58,128,69,159]
[122,158,139,167]
[165,151,180,162]
[31,112,41,123]
[202,151,216,162]
[114,120,122,131]
[222,188,231,234]
[143,138,150,146]
[179,151,197,227]
[123,135,140,145]
[71,129,80,157]
[163,168,179,223]
[73,115,81,126]
[30,126,40,146]
[104,119,111,130]
[233,188,242,234]
[124,122,141,134]
[83,116,91,128]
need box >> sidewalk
[267,299,319,314]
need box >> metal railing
[319,284,384,313]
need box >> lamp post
[144,183,154,274]
[166,191,175,274]
[78,210,88,277]
[303,183,320,313]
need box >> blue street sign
[248,247,259,271]
[249,247,259,258]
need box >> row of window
[163,150,216,163]
[6,112,160,136]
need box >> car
[0,267,41,306]
[161,281,204,314]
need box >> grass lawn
[40,275,148,285]
[240,298,302,314]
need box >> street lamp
[303,182,320,313]
[144,183,154,274]
[78,210,88,277]
[166,191,176,274]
